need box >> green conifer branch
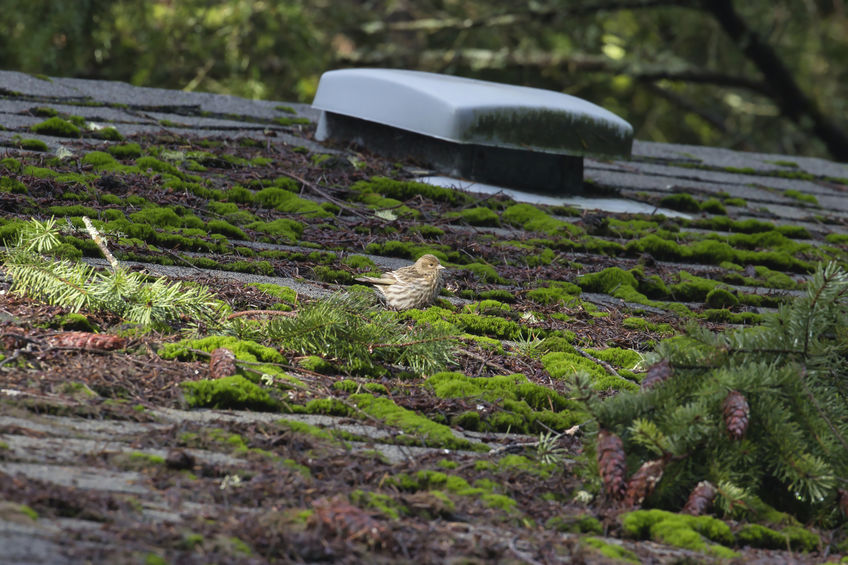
[1,217,219,330]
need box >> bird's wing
[355,276,397,285]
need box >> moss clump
[159,336,284,364]
[313,266,354,285]
[502,203,581,236]
[30,117,81,138]
[17,138,49,151]
[254,187,331,218]
[247,283,297,305]
[427,372,564,411]
[699,197,726,215]
[581,537,640,564]
[342,254,377,270]
[659,192,700,213]
[445,206,500,226]
[349,393,483,451]
[181,375,279,411]
[93,127,124,141]
[55,313,95,332]
[351,176,473,206]
[82,151,120,170]
[207,219,247,240]
[578,267,638,294]
[247,218,304,242]
[736,523,819,552]
[349,489,406,520]
[545,514,603,534]
[0,176,27,194]
[621,509,737,558]
[705,287,739,309]
[526,282,580,305]
[135,156,183,177]
[783,189,818,205]
[621,317,674,335]
[298,355,335,374]
[542,351,638,392]
[49,205,99,218]
[108,143,143,159]
[463,262,507,284]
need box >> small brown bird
[355,254,446,310]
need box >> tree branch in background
[703,0,848,161]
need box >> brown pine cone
[723,390,750,440]
[209,347,237,379]
[624,459,666,508]
[641,359,673,390]
[597,429,628,500]
[682,480,717,516]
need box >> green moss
[299,355,335,374]
[526,283,580,305]
[502,203,581,236]
[207,219,247,240]
[783,189,818,205]
[342,254,377,270]
[445,206,500,226]
[659,192,700,213]
[542,351,638,391]
[587,347,642,370]
[700,197,726,214]
[107,143,143,159]
[578,267,638,294]
[621,317,674,335]
[181,375,279,410]
[93,127,124,141]
[350,489,406,519]
[409,224,445,238]
[351,176,472,206]
[30,117,81,138]
[736,523,819,552]
[48,205,99,218]
[159,336,283,364]
[621,509,737,558]
[545,514,603,534]
[1,157,22,172]
[135,156,183,177]
[247,218,304,242]
[463,262,507,284]
[254,187,330,217]
[313,266,354,285]
[0,176,27,194]
[247,283,297,305]
[55,313,95,332]
[427,372,585,433]
[17,138,49,151]
[497,454,556,478]
[581,537,640,564]
[82,150,120,170]
[705,287,739,308]
[30,106,58,117]
[349,393,484,451]
[723,197,747,207]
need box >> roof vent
[312,68,633,193]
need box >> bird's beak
[438,265,446,270]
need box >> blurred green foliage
[1,1,845,159]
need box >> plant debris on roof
[1,70,847,564]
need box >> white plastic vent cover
[312,68,634,193]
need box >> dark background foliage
[1,0,846,160]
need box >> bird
[355,254,446,310]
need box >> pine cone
[48,331,126,351]
[623,459,666,508]
[209,347,237,379]
[723,390,750,440]
[597,429,627,500]
[839,489,848,517]
[641,359,673,390]
[682,480,717,516]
